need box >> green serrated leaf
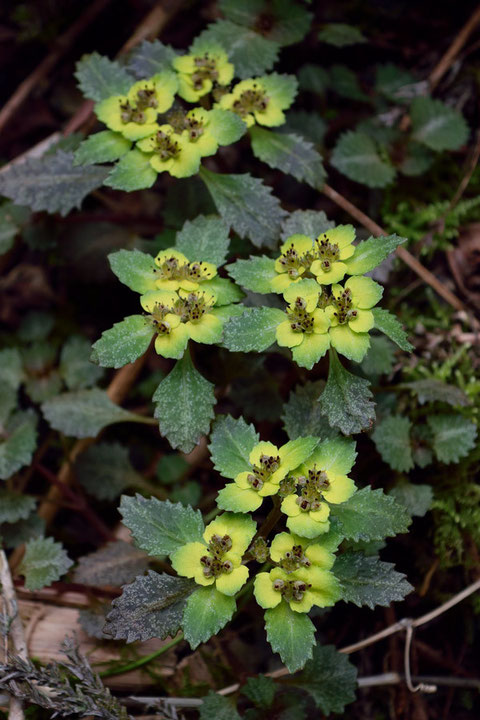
[199,691,241,720]
[200,168,287,249]
[388,481,433,517]
[222,307,284,352]
[175,215,230,266]
[371,308,413,351]
[372,415,414,472]
[401,379,470,407]
[104,149,157,191]
[207,277,244,305]
[0,410,38,481]
[208,414,259,479]
[0,348,23,390]
[74,130,132,166]
[60,336,104,390]
[241,675,276,708]
[281,210,334,242]
[41,389,144,439]
[208,109,247,146]
[318,23,366,47]
[399,142,434,176]
[108,248,157,294]
[298,64,330,94]
[344,234,405,274]
[0,491,36,524]
[226,256,277,294]
[75,52,135,101]
[360,336,396,377]
[292,644,357,713]
[329,65,369,102]
[283,110,327,145]
[19,537,73,591]
[219,0,312,46]
[375,64,416,103]
[335,552,413,609]
[331,486,411,542]
[0,202,24,255]
[319,351,375,435]
[153,350,216,452]
[127,39,177,78]
[282,381,337,441]
[265,602,315,673]
[183,586,236,649]
[192,20,279,78]
[250,128,326,189]
[104,571,193,642]
[0,151,109,217]
[75,442,142,501]
[331,131,395,188]
[411,97,469,151]
[0,512,45,549]
[91,315,153,369]
[427,414,477,463]
[120,494,204,556]
[73,541,148,587]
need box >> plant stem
[99,633,184,678]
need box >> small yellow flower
[173,48,234,102]
[95,72,177,141]
[254,565,340,613]
[270,532,336,573]
[271,234,316,293]
[154,248,217,292]
[310,225,356,284]
[171,513,256,596]
[136,124,202,178]
[140,290,188,359]
[275,281,331,370]
[326,276,383,362]
[218,75,295,128]
[176,288,224,344]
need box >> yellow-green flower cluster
[93,46,296,182]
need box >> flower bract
[171,512,256,595]
[254,565,340,613]
[140,290,188,359]
[173,48,234,102]
[154,248,217,291]
[270,532,336,573]
[218,75,293,128]
[136,124,202,178]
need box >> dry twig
[0,550,28,719]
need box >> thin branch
[429,3,480,90]
[0,550,28,719]
[0,0,112,135]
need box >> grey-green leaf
[0,151,109,217]
[222,307,284,352]
[75,442,142,501]
[41,389,144,438]
[0,410,38,481]
[200,168,287,249]
[199,692,241,720]
[282,381,337,441]
[401,379,470,407]
[335,552,413,609]
[319,351,375,435]
[226,256,277,294]
[108,248,157,294]
[127,39,177,78]
[91,315,153,369]
[388,481,433,517]
[19,537,73,591]
[74,131,132,166]
[318,23,366,47]
[331,486,411,542]
[175,215,230,266]
[73,541,149,587]
[265,602,315,673]
[372,308,413,351]
[153,350,216,453]
[427,414,477,463]
[208,415,259,479]
[331,131,396,188]
[372,415,414,472]
[292,644,357,713]
[75,52,135,101]
[119,494,204,556]
[411,97,469,151]
[250,128,326,189]
[241,675,276,709]
[104,571,194,642]
[0,491,36,524]
[60,335,104,390]
[182,586,236,649]
[281,210,334,241]
[344,234,405,275]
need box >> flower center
[315,235,340,272]
[155,257,210,284]
[287,297,316,334]
[151,130,180,160]
[200,533,234,578]
[247,453,281,491]
[331,288,358,325]
[149,302,172,335]
[119,100,147,125]
[232,84,269,117]
[135,87,158,111]
[295,466,330,512]
[174,291,213,322]
[272,578,311,603]
[191,53,219,89]
[279,544,311,573]
[277,243,306,278]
